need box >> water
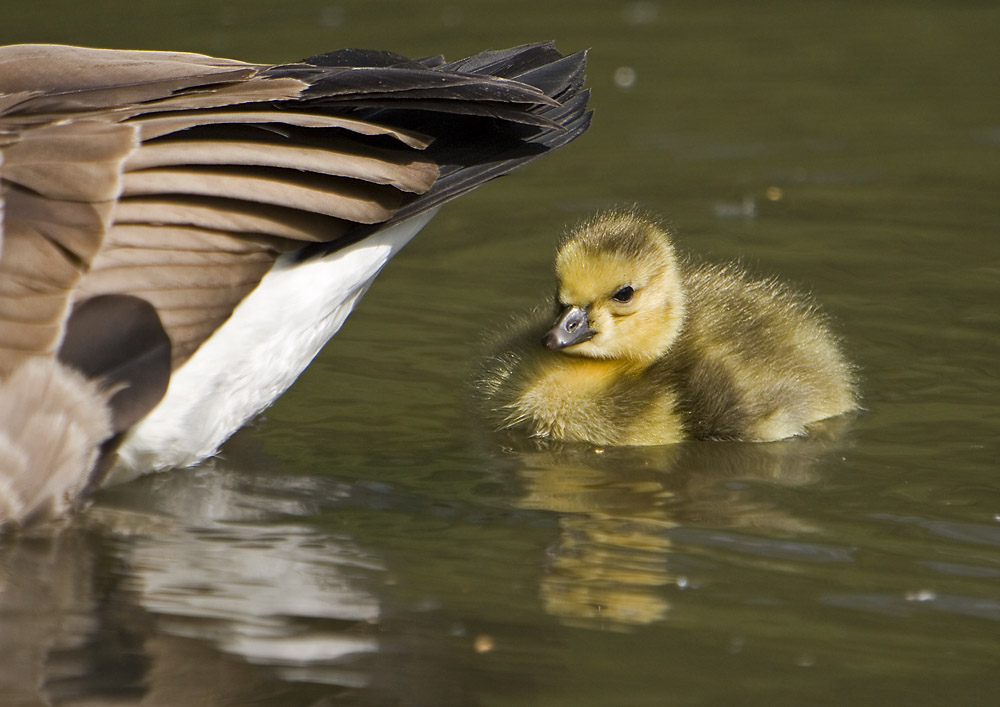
[2,2,999,705]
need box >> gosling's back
[659,261,857,441]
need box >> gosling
[476,210,857,445]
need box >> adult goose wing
[0,42,590,527]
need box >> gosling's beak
[543,305,595,350]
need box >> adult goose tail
[0,41,590,528]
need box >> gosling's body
[477,211,857,445]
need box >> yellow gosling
[476,209,858,445]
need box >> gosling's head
[543,210,686,362]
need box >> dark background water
[2,2,999,706]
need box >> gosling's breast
[506,357,685,446]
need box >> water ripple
[823,592,1000,622]
[870,513,1000,548]
[669,527,854,563]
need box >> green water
[2,2,999,705]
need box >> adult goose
[0,41,590,526]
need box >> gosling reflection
[500,420,848,630]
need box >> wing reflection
[0,467,383,706]
[98,468,384,689]
[0,457,561,707]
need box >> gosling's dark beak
[543,305,595,350]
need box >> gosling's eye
[611,285,634,303]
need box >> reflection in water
[0,469,382,706]
[0,462,566,707]
[0,530,112,707]
[0,435,848,701]
[499,420,850,630]
[101,469,383,689]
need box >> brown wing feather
[133,110,433,147]
[0,119,136,374]
[124,139,438,192]
[119,167,404,221]
[77,224,278,365]
[112,197,351,242]
[0,44,261,113]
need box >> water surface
[2,2,999,705]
